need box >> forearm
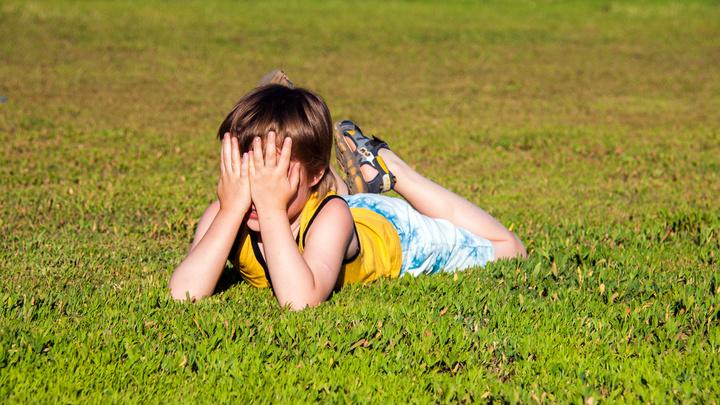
[258,211,323,310]
[168,209,245,300]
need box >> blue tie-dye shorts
[342,194,495,277]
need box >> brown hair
[217,85,336,200]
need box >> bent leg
[336,127,526,260]
[378,148,526,260]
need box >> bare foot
[344,135,381,182]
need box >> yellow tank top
[228,191,402,289]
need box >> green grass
[1,0,719,402]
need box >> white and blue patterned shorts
[342,194,495,277]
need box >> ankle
[377,148,406,180]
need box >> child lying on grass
[169,71,526,309]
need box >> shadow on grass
[213,265,244,295]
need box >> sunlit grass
[1,0,719,402]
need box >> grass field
[2,0,720,402]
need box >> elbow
[168,275,187,301]
[283,300,318,311]
[168,276,205,302]
[169,288,205,302]
[168,283,192,301]
[275,277,332,310]
[287,304,307,312]
[279,294,327,311]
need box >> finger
[230,136,241,174]
[265,131,277,168]
[220,133,230,175]
[252,136,264,169]
[288,161,301,192]
[248,150,256,177]
[278,137,293,175]
[241,152,249,177]
[241,152,251,192]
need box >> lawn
[1,0,719,402]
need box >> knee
[512,233,528,259]
[493,233,527,260]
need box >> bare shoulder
[304,197,354,245]
[315,197,353,227]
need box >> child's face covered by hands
[246,132,310,231]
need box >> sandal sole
[333,122,369,195]
[257,69,293,88]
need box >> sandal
[257,69,294,88]
[333,120,396,195]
